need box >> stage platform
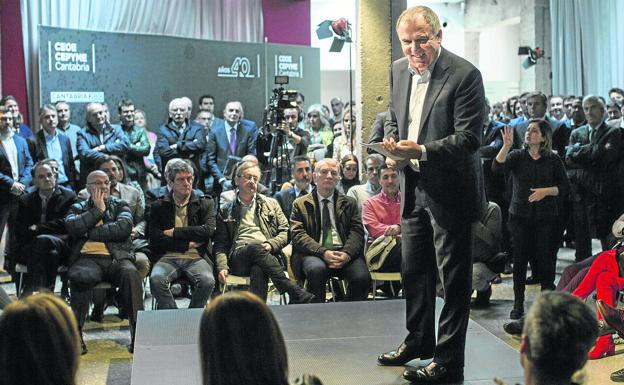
[131,299,523,385]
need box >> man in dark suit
[77,102,130,188]
[566,95,621,261]
[514,91,570,157]
[204,101,256,192]
[28,105,78,190]
[15,161,76,293]
[290,158,370,303]
[378,6,485,383]
[0,106,33,274]
[155,98,207,188]
[274,155,313,221]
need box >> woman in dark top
[336,154,360,194]
[493,119,569,319]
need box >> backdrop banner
[39,26,320,129]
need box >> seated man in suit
[214,160,313,303]
[149,159,216,309]
[291,158,370,302]
[65,170,143,354]
[204,101,256,193]
[0,105,33,275]
[156,98,206,188]
[28,104,77,190]
[274,155,313,221]
[15,161,76,294]
[77,102,130,188]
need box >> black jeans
[301,254,370,303]
[18,234,70,293]
[509,215,559,302]
[68,256,144,328]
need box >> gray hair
[582,95,606,110]
[396,5,441,36]
[165,158,194,182]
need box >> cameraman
[280,107,310,159]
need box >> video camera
[262,76,299,136]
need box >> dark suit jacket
[148,190,215,264]
[290,189,364,281]
[367,111,388,154]
[15,186,76,244]
[566,122,621,199]
[384,48,486,227]
[155,122,206,180]
[28,130,78,188]
[205,120,257,181]
[0,134,33,195]
[77,123,130,185]
[274,187,297,221]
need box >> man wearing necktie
[205,101,256,194]
[379,6,485,383]
[290,158,370,303]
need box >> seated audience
[346,153,383,210]
[332,107,356,162]
[274,155,313,221]
[149,159,216,309]
[571,239,624,359]
[219,155,269,208]
[0,95,31,138]
[0,293,80,385]
[118,99,151,190]
[291,158,370,302]
[15,161,76,294]
[597,299,624,381]
[517,292,597,385]
[156,98,206,188]
[28,104,77,190]
[336,154,360,194]
[305,104,333,160]
[78,155,148,320]
[77,102,130,188]
[214,160,314,303]
[471,201,505,307]
[65,170,143,354]
[361,162,402,293]
[199,291,323,385]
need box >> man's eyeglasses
[237,174,259,183]
[317,169,339,177]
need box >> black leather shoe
[598,319,616,336]
[612,367,624,382]
[403,362,463,383]
[525,275,539,285]
[503,319,524,336]
[377,343,433,366]
[290,290,315,304]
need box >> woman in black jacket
[493,119,569,319]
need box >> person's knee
[194,269,216,290]
[305,261,327,280]
[150,268,170,290]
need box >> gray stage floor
[131,299,523,385]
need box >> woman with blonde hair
[199,291,322,385]
[332,107,356,162]
[0,293,80,385]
